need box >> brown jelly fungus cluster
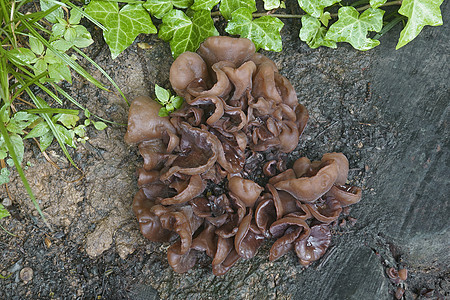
[125,37,362,275]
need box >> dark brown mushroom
[295,224,331,267]
[269,216,310,261]
[228,176,263,208]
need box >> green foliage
[300,15,336,49]
[144,0,193,19]
[396,0,444,49]
[154,84,184,117]
[219,0,256,20]
[191,0,220,11]
[85,1,157,59]
[225,8,284,51]
[370,0,387,9]
[159,9,218,58]
[298,0,341,18]
[326,7,384,51]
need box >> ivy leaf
[85,1,157,59]
[370,0,387,9]
[159,9,219,58]
[225,8,284,52]
[396,0,444,49]
[40,0,64,23]
[325,7,384,51]
[300,15,336,49]
[191,0,220,11]
[219,0,256,20]
[263,0,281,10]
[144,0,193,19]
[320,11,331,27]
[297,0,341,18]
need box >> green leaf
[325,7,384,51]
[370,0,387,9]
[191,0,220,11]
[396,0,444,49]
[7,48,38,65]
[72,25,94,48]
[159,9,219,58]
[48,62,72,83]
[144,0,194,19]
[69,7,83,25]
[320,11,331,27]
[74,125,86,137]
[58,114,80,128]
[51,23,66,39]
[39,131,54,151]
[166,103,174,112]
[40,0,64,23]
[300,15,337,49]
[55,124,76,148]
[171,96,183,109]
[93,121,107,130]
[24,121,51,139]
[158,107,169,117]
[0,203,11,218]
[0,150,7,160]
[33,59,47,77]
[220,0,256,20]
[6,112,39,134]
[155,84,170,103]
[9,134,24,164]
[44,50,63,64]
[64,27,77,43]
[85,1,157,59]
[263,0,281,10]
[225,8,284,52]
[29,36,45,56]
[51,39,74,52]
[298,0,341,18]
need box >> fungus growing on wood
[125,36,362,274]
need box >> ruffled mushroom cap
[306,195,342,224]
[327,185,362,207]
[234,209,265,259]
[124,96,176,145]
[167,240,197,273]
[295,224,331,267]
[228,176,263,207]
[191,222,217,258]
[254,195,276,237]
[274,158,339,203]
[169,52,209,99]
[322,152,349,185]
[161,175,206,205]
[132,189,175,242]
[160,122,219,179]
[269,217,310,261]
[197,36,255,68]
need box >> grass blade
[25,108,79,114]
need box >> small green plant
[154,84,184,117]
[85,0,444,59]
[0,0,125,228]
[0,203,14,238]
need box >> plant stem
[211,1,402,19]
